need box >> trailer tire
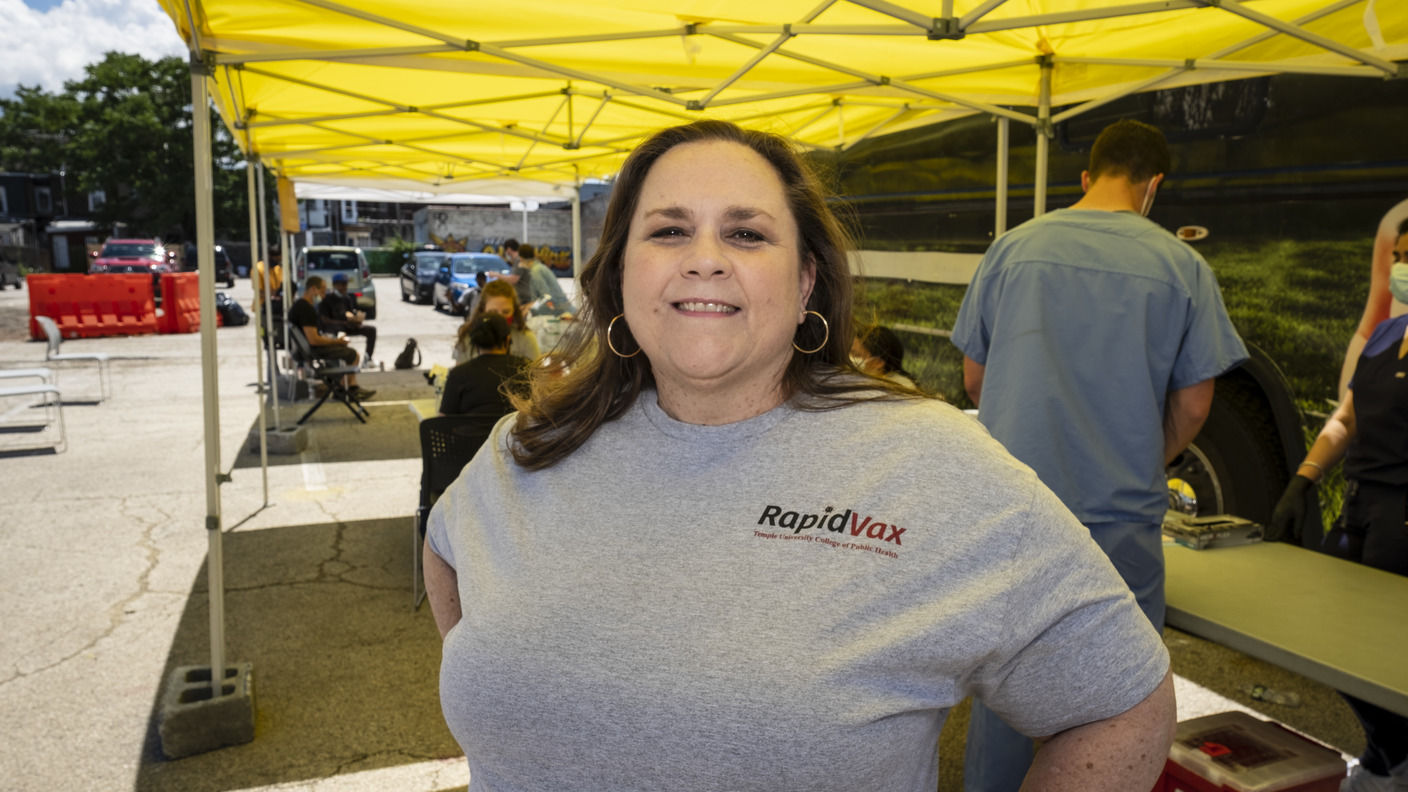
[1167,382,1285,525]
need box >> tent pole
[256,165,280,430]
[282,230,293,355]
[245,161,268,505]
[995,116,1009,238]
[1034,58,1053,218]
[191,53,226,696]
[571,182,583,279]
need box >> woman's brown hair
[457,279,525,352]
[510,120,921,470]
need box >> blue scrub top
[952,209,1248,526]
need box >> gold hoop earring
[606,314,641,358]
[792,310,829,355]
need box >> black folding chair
[287,325,369,424]
[413,411,503,608]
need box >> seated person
[519,243,576,320]
[290,275,374,401]
[452,280,540,364]
[318,272,378,367]
[440,313,528,416]
[851,324,918,389]
[454,270,489,317]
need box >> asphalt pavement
[0,274,1366,791]
[0,277,474,791]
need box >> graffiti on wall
[428,233,469,252]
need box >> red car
[89,238,177,296]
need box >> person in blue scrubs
[952,118,1248,792]
[1271,220,1408,792]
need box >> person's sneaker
[349,386,376,402]
[361,359,377,370]
[1341,765,1408,792]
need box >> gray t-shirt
[428,391,1168,791]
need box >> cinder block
[247,423,308,455]
[158,663,255,759]
[246,421,308,455]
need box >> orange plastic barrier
[28,273,157,339]
[156,273,221,334]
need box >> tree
[0,86,78,173]
[0,52,270,243]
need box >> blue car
[433,252,510,315]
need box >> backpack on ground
[215,292,250,326]
[395,337,421,370]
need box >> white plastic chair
[0,379,66,453]
[0,368,55,385]
[34,316,111,401]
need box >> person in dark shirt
[1269,219,1408,792]
[289,275,374,400]
[439,313,527,416]
[318,272,378,366]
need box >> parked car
[433,252,510,314]
[0,254,20,289]
[89,238,177,295]
[294,245,377,319]
[400,246,448,304]
[182,243,236,287]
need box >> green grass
[854,234,1371,415]
[853,280,971,405]
[1199,237,1367,413]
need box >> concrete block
[247,423,309,455]
[158,663,255,759]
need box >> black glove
[1267,474,1314,543]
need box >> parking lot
[0,276,479,791]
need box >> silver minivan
[294,246,377,319]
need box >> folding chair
[0,368,55,385]
[34,315,111,401]
[286,325,369,425]
[413,411,503,608]
[0,376,66,453]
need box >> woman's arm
[424,543,462,639]
[1297,391,1357,482]
[1021,670,1176,792]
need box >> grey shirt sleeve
[967,477,1171,737]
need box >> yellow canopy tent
[151,0,1405,727]
[159,0,1405,192]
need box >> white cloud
[0,0,189,98]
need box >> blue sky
[0,0,189,98]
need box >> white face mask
[1139,179,1158,217]
[1390,262,1408,304]
[850,354,868,369]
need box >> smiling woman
[422,120,1177,792]
[621,139,816,424]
